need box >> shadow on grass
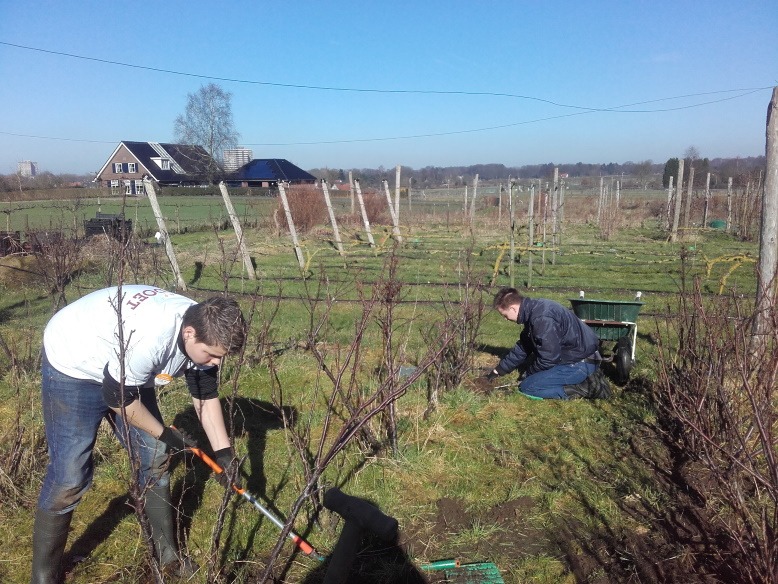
[528,377,738,583]
[64,397,295,577]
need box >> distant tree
[663,158,679,188]
[635,159,654,189]
[174,83,239,177]
[684,145,700,164]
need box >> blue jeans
[38,352,170,515]
[520,361,596,400]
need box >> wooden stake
[348,170,355,214]
[665,175,674,230]
[469,173,479,221]
[527,182,535,288]
[277,182,305,271]
[703,172,711,227]
[394,164,401,218]
[727,176,733,231]
[142,178,187,291]
[218,182,256,280]
[382,179,402,242]
[354,179,375,248]
[753,86,778,344]
[551,167,558,265]
[683,166,695,230]
[508,181,515,288]
[320,179,344,256]
[670,158,684,242]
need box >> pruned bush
[654,273,778,583]
[276,186,328,233]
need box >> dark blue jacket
[496,297,599,376]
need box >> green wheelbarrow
[570,291,644,384]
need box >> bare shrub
[654,270,778,583]
[276,186,328,233]
[421,243,487,412]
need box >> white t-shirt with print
[43,285,196,387]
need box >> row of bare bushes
[653,264,778,583]
[274,186,390,234]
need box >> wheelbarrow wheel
[615,336,633,384]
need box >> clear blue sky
[0,0,776,174]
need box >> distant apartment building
[17,160,37,177]
[222,147,253,171]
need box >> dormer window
[151,157,171,170]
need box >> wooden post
[407,176,412,214]
[348,170,355,214]
[597,176,604,224]
[382,179,402,242]
[551,167,558,265]
[558,178,565,240]
[683,166,695,230]
[469,173,479,221]
[143,178,187,291]
[354,179,375,248]
[670,158,684,242]
[727,177,733,231]
[218,182,256,280]
[527,182,535,288]
[753,86,778,344]
[321,179,344,256]
[394,164,401,218]
[277,182,305,271]
[498,183,502,224]
[703,172,711,227]
[541,180,547,273]
[508,181,515,288]
[463,185,468,216]
[665,175,674,230]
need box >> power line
[1,87,763,147]
[0,40,771,112]
[0,40,771,147]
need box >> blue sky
[0,1,776,174]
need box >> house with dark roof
[225,159,316,188]
[94,141,218,195]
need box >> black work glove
[214,447,242,490]
[159,426,196,452]
[485,368,500,382]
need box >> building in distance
[17,161,37,177]
[223,147,253,172]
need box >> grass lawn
[0,191,760,583]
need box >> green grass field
[0,190,760,583]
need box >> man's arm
[192,397,230,451]
[110,400,165,438]
[526,316,562,374]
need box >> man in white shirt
[32,285,247,583]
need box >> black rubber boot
[31,508,72,584]
[143,485,198,579]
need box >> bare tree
[174,83,239,178]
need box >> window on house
[161,159,170,170]
[124,180,132,195]
[114,163,123,173]
[128,162,136,173]
[134,180,144,195]
[110,179,119,195]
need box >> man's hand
[159,426,196,452]
[214,447,242,490]
[485,368,500,382]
